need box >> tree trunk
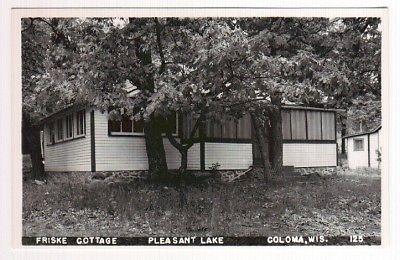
[144,115,169,179]
[22,114,45,180]
[180,149,188,173]
[268,95,283,173]
[29,127,45,180]
[250,112,271,181]
[130,21,169,179]
[341,119,346,154]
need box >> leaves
[22,17,381,128]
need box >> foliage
[22,17,381,125]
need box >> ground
[22,166,381,240]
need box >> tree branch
[154,18,166,74]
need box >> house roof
[343,125,382,139]
[39,104,87,125]
[281,105,344,113]
[39,103,343,125]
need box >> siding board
[283,143,337,167]
[43,109,92,171]
[94,110,201,171]
[204,143,253,170]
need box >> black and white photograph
[17,13,384,247]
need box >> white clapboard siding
[94,110,186,171]
[283,143,337,167]
[204,143,253,170]
[43,109,91,171]
[369,132,380,168]
[347,130,381,169]
[187,143,201,170]
[347,136,369,169]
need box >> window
[182,113,199,139]
[236,114,251,139]
[133,118,144,133]
[121,116,133,132]
[108,116,145,135]
[48,123,55,144]
[76,110,86,136]
[166,113,178,135]
[321,112,335,140]
[108,113,177,136]
[56,118,63,141]
[281,110,291,139]
[202,114,251,140]
[290,110,307,140]
[65,114,73,139]
[108,119,121,132]
[307,111,322,140]
[354,138,364,151]
[282,109,336,141]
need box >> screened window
[237,114,252,139]
[221,117,237,139]
[206,118,222,138]
[133,118,144,133]
[321,112,335,140]
[76,110,86,136]
[307,111,322,140]
[56,118,63,141]
[290,110,307,140]
[282,109,336,141]
[353,138,364,151]
[48,123,55,144]
[181,113,199,139]
[108,120,121,132]
[108,113,177,135]
[65,114,73,139]
[167,113,177,135]
[121,116,133,132]
[281,110,291,139]
[202,114,251,140]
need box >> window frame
[201,114,251,141]
[108,113,179,137]
[353,138,364,151]
[56,118,64,142]
[46,110,86,146]
[48,122,55,145]
[109,117,145,136]
[76,109,86,137]
[283,109,336,142]
[65,114,74,140]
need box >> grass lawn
[22,168,381,238]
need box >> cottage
[40,105,338,172]
[344,126,382,169]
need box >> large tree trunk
[250,112,271,182]
[144,115,169,179]
[22,114,45,180]
[131,20,169,179]
[341,119,346,154]
[268,94,283,173]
